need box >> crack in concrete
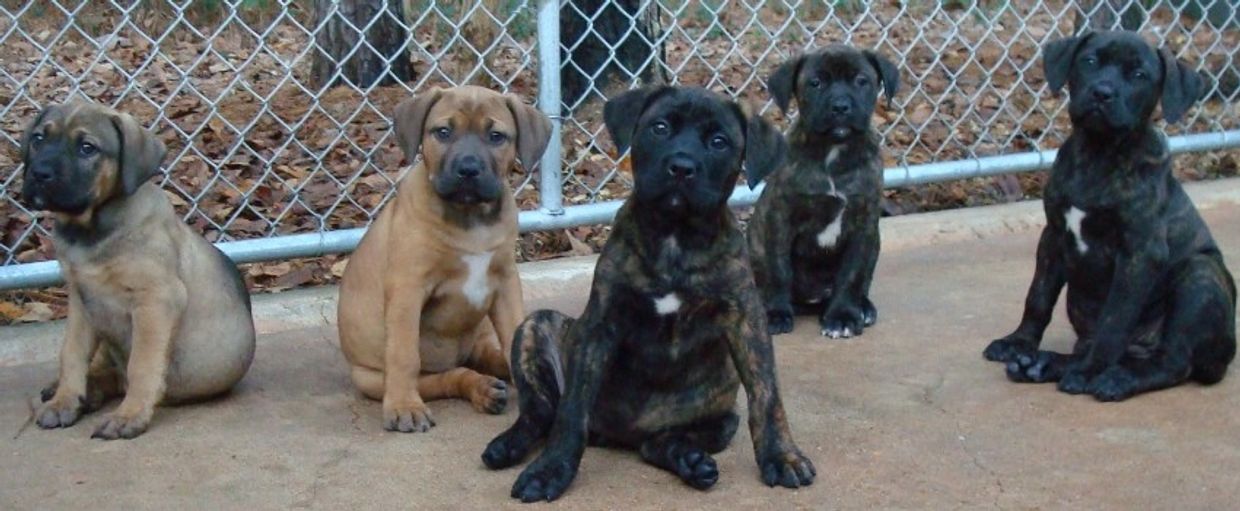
[292,445,351,508]
[910,374,1007,511]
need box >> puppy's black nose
[667,156,698,179]
[455,155,483,178]
[28,165,54,183]
[1092,84,1116,102]
[830,98,851,115]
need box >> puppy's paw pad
[91,412,149,440]
[511,458,576,502]
[766,309,794,335]
[35,395,86,429]
[383,403,436,433]
[758,448,816,489]
[673,446,719,490]
[469,377,508,415]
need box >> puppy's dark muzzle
[436,152,501,204]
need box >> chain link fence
[1,0,1238,289]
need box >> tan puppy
[20,101,256,440]
[338,86,551,432]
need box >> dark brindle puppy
[984,31,1236,401]
[748,45,899,337]
[481,86,815,502]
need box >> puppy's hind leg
[482,310,573,469]
[638,412,740,490]
[1089,257,1236,401]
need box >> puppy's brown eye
[709,135,730,151]
[651,121,670,136]
[488,131,508,145]
[78,142,97,157]
[30,133,44,148]
[1083,56,1098,66]
[1133,69,1149,80]
[433,127,452,141]
[855,75,871,87]
[808,78,822,88]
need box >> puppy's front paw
[983,334,1037,363]
[766,308,794,335]
[483,425,539,470]
[820,306,864,339]
[1087,366,1139,402]
[511,455,578,502]
[383,400,436,433]
[1057,367,1091,395]
[671,445,719,490]
[757,445,816,489]
[91,410,150,440]
[468,376,508,415]
[36,394,86,429]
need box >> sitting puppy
[337,86,551,432]
[747,45,899,338]
[984,31,1236,401]
[481,86,815,502]
[21,101,256,439]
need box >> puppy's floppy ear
[110,112,167,195]
[1043,33,1090,93]
[21,104,58,165]
[738,104,788,190]
[767,54,804,114]
[1158,48,1204,124]
[393,88,444,162]
[505,95,553,170]
[864,50,900,107]
[603,86,667,153]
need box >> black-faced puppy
[480,86,815,502]
[747,45,899,337]
[337,86,552,432]
[984,31,1236,401]
[21,100,256,439]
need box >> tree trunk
[312,0,415,90]
[561,0,667,112]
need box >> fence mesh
[1,0,1237,268]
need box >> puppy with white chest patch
[481,86,814,502]
[984,31,1236,401]
[336,86,551,432]
[747,45,899,338]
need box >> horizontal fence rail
[1,0,1238,291]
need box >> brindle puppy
[481,86,815,502]
[748,45,899,338]
[984,31,1236,401]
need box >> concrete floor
[2,185,1239,510]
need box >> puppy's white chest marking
[817,211,844,248]
[824,145,841,167]
[1065,207,1089,254]
[816,170,848,249]
[460,251,493,308]
[653,293,682,315]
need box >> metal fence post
[536,0,564,216]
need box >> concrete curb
[3,176,1238,367]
